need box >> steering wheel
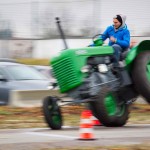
[92,34,103,42]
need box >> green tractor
[43,18,150,130]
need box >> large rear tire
[89,86,129,127]
[132,51,150,104]
[43,96,62,130]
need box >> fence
[0,0,150,58]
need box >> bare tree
[0,19,13,39]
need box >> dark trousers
[112,44,123,63]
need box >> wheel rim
[104,93,125,116]
[146,62,150,81]
[48,103,61,125]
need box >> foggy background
[0,0,150,58]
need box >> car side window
[0,69,5,83]
[0,67,8,80]
[0,69,5,76]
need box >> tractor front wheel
[43,96,62,130]
[132,51,150,104]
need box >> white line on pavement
[25,132,77,139]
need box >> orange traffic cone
[78,110,96,140]
[91,115,102,126]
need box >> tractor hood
[50,46,113,93]
[52,46,113,63]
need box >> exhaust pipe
[55,17,68,49]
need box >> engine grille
[52,57,82,93]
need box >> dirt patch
[0,104,149,129]
[0,142,150,150]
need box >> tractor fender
[125,40,150,69]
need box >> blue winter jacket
[101,24,130,49]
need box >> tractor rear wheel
[132,51,150,104]
[89,86,129,127]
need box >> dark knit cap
[114,15,122,25]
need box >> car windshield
[6,65,48,80]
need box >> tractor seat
[120,49,130,61]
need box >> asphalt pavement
[0,124,150,150]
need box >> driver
[91,14,130,66]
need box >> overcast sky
[0,0,33,37]
[0,0,150,38]
[0,0,94,38]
